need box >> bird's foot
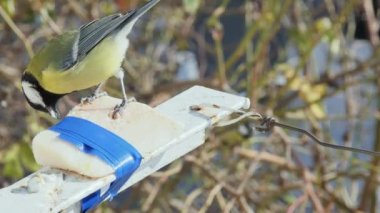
[111,97,136,119]
[81,92,108,104]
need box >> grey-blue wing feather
[77,13,135,59]
[78,14,121,41]
[60,12,135,70]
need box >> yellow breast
[41,36,128,94]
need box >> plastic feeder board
[0,86,250,212]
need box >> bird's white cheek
[22,82,45,107]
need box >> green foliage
[0,0,15,16]
[182,0,200,14]
[1,142,39,179]
[2,144,23,178]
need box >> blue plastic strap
[49,116,142,212]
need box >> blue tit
[21,0,160,119]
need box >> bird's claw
[127,97,136,102]
[111,98,136,119]
[81,92,108,104]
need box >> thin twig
[183,188,203,213]
[199,183,224,213]
[39,8,62,34]
[303,169,324,213]
[234,148,297,170]
[0,5,34,57]
[363,0,379,45]
[287,194,307,213]
[142,163,183,211]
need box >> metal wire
[257,117,380,157]
[190,104,380,157]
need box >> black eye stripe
[21,72,38,85]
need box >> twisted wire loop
[255,117,276,132]
[190,104,380,157]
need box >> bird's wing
[59,0,161,70]
[60,12,136,70]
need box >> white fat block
[32,96,184,178]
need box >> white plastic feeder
[0,86,250,212]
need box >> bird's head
[21,72,63,119]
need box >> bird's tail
[115,0,160,36]
[128,0,160,22]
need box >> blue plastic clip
[49,116,142,212]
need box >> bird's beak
[47,106,61,119]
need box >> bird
[21,0,160,119]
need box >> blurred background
[1,0,380,212]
